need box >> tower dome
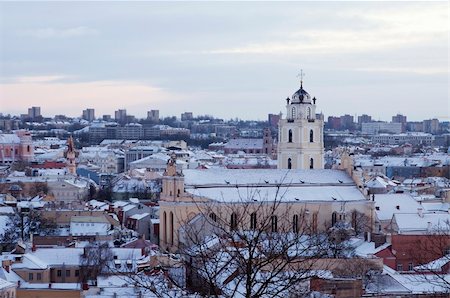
[291,84,312,104]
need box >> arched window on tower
[209,212,217,222]
[310,129,314,143]
[163,211,167,244]
[170,212,174,246]
[287,158,292,169]
[309,158,314,169]
[288,129,293,143]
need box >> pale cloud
[206,3,448,57]
[354,67,448,75]
[0,77,178,117]
[13,75,68,84]
[20,26,98,38]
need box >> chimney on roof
[427,221,432,232]
[418,207,424,218]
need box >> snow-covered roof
[414,254,450,271]
[374,194,422,221]
[184,169,353,185]
[187,185,366,203]
[70,216,110,224]
[393,212,450,233]
[0,277,15,290]
[224,138,263,149]
[0,134,20,144]
[129,213,150,220]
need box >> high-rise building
[327,116,341,130]
[340,114,354,131]
[357,114,372,125]
[181,112,193,121]
[115,109,127,122]
[147,110,159,123]
[27,106,41,119]
[392,114,407,132]
[423,119,440,134]
[277,79,324,169]
[82,108,95,122]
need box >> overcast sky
[0,1,448,121]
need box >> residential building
[82,108,95,122]
[69,216,111,236]
[27,106,41,119]
[0,130,34,164]
[423,118,440,134]
[361,122,402,134]
[392,114,407,132]
[147,110,159,123]
[181,112,193,121]
[114,109,127,122]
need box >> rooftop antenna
[297,69,305,88]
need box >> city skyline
[0,1,448,121]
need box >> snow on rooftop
[184,169,353,186]
[187,185,366,203]
[394,212,450,233]
[129,213,150,220]
[373,193,422,221]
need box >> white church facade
[277,80,324,170]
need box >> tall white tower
[277,75,324,169]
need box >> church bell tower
[277,72,324,169]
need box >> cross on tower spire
[297,69,305,88]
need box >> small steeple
[297,69,305,88]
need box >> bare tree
[409,220,450,293]
[0,214,20,252]
[175,185,348,298]
[79,242,114,284]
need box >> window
[408,262,413,271]
[292,214,299,233]
[209,213,217,222]
[287,158,292,170]
[37,273,42,280]
[309,158,314,169]
[397,264,403,271]
[75,270,80,277]
[230,213,238,230]
[170,212,174,246]
[309,129,314,142]
[307,107,311,119]
[250,212,257,229]
[57,270,62,277]
[312,213,318,233]
[271,215,278,233]
[331,212,337,226]
[292,107,296,119]
[28,273,33,281]
[288,129,293,143]
[163,211,167,244]
[27,145,31,152]
[66,270,70,277]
